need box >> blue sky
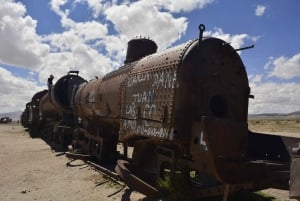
[0,0,299,114]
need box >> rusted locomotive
[21,24,300,200]
[21,90,49,136]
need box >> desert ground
[0,123,145,201]
[248,118,300,137]
[0,119,299,201]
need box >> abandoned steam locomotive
[21,24,300,200]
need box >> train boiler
[70,38,158,161]
[25,90,48,137]
[47,71,86,146]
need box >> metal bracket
[198,24,206,43]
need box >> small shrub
[157,172,190,201]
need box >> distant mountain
[1,110,300,121]
[0,111,22,121]
[287,111,300,116]
[249,111,300,119]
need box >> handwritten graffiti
[122,68,177,138]
[152,71,177,89]
[123,120,168,138]
[125,103,136,118]
[199,131,208,151]
[127,73,150,87]
[132,90,155,104]
[143,104,156,119]
[127,70,177,89]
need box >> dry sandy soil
[0,123,144,201]
[0,120,299,201]
[248,118,300,137]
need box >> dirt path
[0,124,144,201]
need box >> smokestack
[124,38,158,64]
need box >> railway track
[64,151,159,198]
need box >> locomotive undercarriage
[116,138,256,200]
[115,116,300,200]
[72,125,119,162]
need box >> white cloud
[248,54,300,113]
[104,1,188,50]
[205,28,257,50]
[50,0,69,17]
[74,21,108,41]
[73,0,109,18]
[249,74,263,83]
[255,5,266,16]
[155,0,215,12]
[78,0,215,16]
[248,81,300,114]
[0,1,49,69]
[0,67,45,113]
[266,54,300,79]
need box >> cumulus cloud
[265,54,300,79]
[77,0,215,17]
[255,5,266,16]
[205,27,258,50]
[44,0,191,81]
[49,0,68,18]
[73,0,110,18]
[0,1,49,69]
[155,0,215,12]
[0,67,45,113]
[249,54,300,114]
[249,74,263,83]
[104,1,188,50]
[248,53,300,114]
[248,81,300,114]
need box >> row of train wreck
[20,24,300,201]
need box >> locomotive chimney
[124,38,158,64]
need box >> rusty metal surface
[20,102,31,127]
[290,157,300,199]
[29,90,48,123]
[119,40,195,141]
[124,38,157,64]
[49,72,86,113]
[73,64,135,127]
[65,152,92,161]
[39,93,58,120]
[73,79,101,119]
[115,159,159,196]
